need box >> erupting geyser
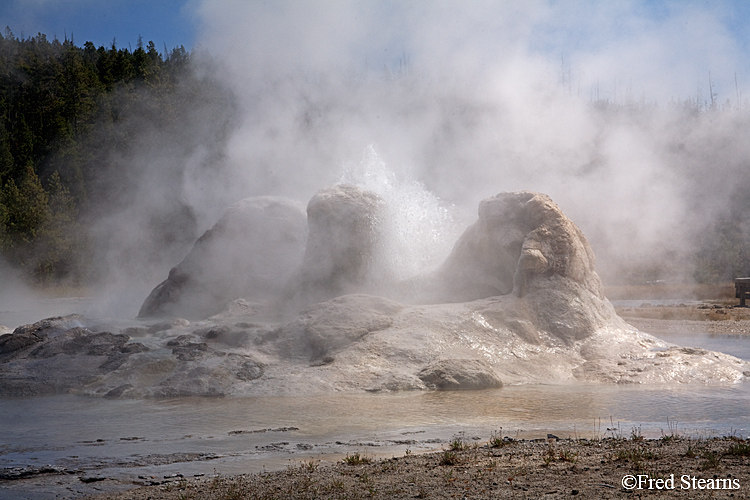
[0,187,747,397]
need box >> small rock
[418,359,503,390]
[80,476,107,483]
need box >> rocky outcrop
[0,314,268,397]
[284,185,387,309]
[426,191,612,344]
[0,315,149,396]
[0,315,86,358]
[139,196,307,319]
[433,191,601,301]
[2,189,746,398]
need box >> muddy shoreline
[84,436,750,499]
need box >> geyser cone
[139,196,307,319]
[4,189,745,398]
[433,191,602,301]
[282,184,387,309]
[423,191,610,344]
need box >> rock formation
[0,315,149,396]
[426,191,612,344]
[431,191,602,302]
[418,359,503,390]
[138,196,307,319]
[283,184,387,309]
[275,294,404,363]
[1,189,747,397]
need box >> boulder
[418,359,503,390]
[139,196,307,319]
[285,185,387,308]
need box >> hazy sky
[2,0,749,102]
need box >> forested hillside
[0,28,228,285]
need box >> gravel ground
[624,317,750,336]
[616,303,750,335]
[86,436,750,499]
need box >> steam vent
[1,188,747,397]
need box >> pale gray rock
[427,191,612,344]
[433,190,602,302]
[146,353,264,398]
[284,185,387,309]
[275,294,403,362]
[139,196,307,319]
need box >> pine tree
[1,163,49,242]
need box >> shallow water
[1,381,748,476]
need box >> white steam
[339,145,461,283]
[80,1,750,316]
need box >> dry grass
[342,452,373,465]
[86,436,750,500]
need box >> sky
[0,0,197,51]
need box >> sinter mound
[0,189,747,397]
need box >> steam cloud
[87,1,750,317]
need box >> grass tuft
[699,451,722,470]
[343,452,372,465]
[439,449,459,466]
[488,429,509,448]
[448,437,466,451]
[727,440,750,456]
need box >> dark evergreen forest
[0,28,230,285]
